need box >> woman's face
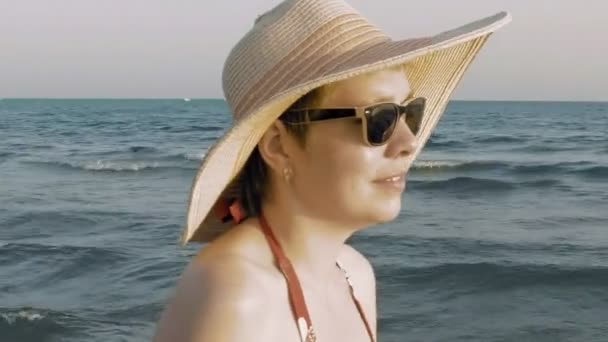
[287,68,418,228]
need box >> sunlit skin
[153,68,418,342]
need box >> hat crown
[222,0,386,120]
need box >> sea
[1,99,607,342]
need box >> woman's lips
[374,173,407,192]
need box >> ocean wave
[409,177,516,193]
[514,144,586,153]
[0,307,84,341]
[549,134,607,143]
[22,159,194,173]
[472,135,526,144]
[1,309,46,325]
[357,235,608,277]
[511,163,564,175]
[513,215,608,229]
[159,125,224,133]
[102,302,165,323]
[0,243,130,284]
[569,166,608,180]
[519,179,565,189]
[3,211,97,239]
[404,262,608,292]
[8,142,55,150]
[79,160,162,171]
[115,257,185,287]
[412,160,462,169]
[409,176,568,194]
[509,161,597,176]
[378,262,608,291]
[412,160,600,178]
[74,145,206,159]
[0,243,129,262]
[412,160,511,172]
[0,151,15,164]
[127,146,158,153]
[176,151,206,161]
[4,209,134,229]
[426,139,468,149]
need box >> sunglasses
[283,97,426,146]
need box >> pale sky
[1,0,607,101]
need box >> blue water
[1,99,607,342]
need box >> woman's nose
[384,116,418,158]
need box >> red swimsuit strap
[258,213,375,342]
[259,213,314,331]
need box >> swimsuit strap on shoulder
[259,213,316,342]
[259,213,375,342]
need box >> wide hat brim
[181,11,511,244]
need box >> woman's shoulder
[338,244,378,331]
[338,244,376,283]
[153,221,280,341]
[181,218,281,308]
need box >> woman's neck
[259,199,355,284]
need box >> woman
[154,0,510,341]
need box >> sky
[1,0,607,101]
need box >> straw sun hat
[181,0,511,244]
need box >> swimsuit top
[259,213,375,342]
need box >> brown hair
[238,88,322,217]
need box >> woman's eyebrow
[370,95,395,103]
[371,92,411,105]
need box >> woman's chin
[368,197,402,224]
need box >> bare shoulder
[339,244,377,284]
[153,233,278,342]
[338,244,377,331]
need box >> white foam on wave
[182,152,206,161]
[413,160,462,169]
[1,310,45,324]
[81,160,161,171]
[25,157,195,172]
[178,147,208,161]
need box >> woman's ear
[257,120,294,175]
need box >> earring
[282,166,293,182]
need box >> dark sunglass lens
[404,98,426,135]
[365,104,398,145]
